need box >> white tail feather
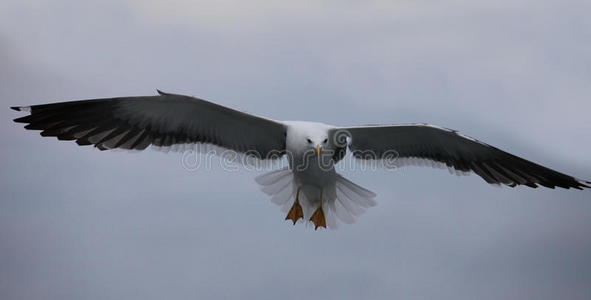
[255,169,377,229]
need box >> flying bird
[11,91,590,229]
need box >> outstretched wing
[332,124,590,189]
[11,90,287,159]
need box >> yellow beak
[315,145,322,155]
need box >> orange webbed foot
[285,199,304,225]
[285,188,304,225]
[309,205,326,230]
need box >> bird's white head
[284,121,333,156]
[306,135,329,155]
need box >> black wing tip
[552,179,590,190]
[11,106,32,113]
[493,177,590,190]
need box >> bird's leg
[310,189,326,230]
[285,187,304,225]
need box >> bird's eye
[307,138,313,144]
[323,138,328,144]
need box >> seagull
[11,90,590,229]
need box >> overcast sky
[1,1,591,299]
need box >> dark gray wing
[332,124,590,189]
[11,90,286,159]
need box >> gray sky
[1,1,591,299]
